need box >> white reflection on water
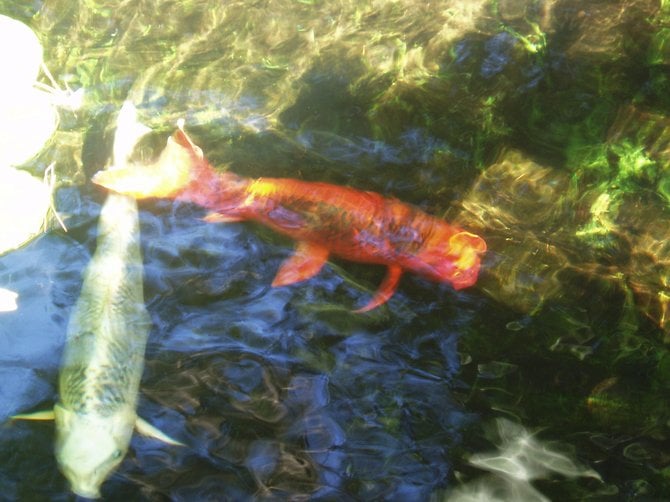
[445,418,601,501]
[0,287,18,312]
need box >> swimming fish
[93,125,487,311]
[13,103,182,498]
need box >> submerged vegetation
[1,0,670,499]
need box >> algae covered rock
[455,149,572,313]
[456,140,670,341]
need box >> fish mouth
[70,484,101,500]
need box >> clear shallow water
[1,0,670,500]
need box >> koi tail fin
[92,121,204,200]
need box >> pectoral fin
[135,417,185,447]
[271,241,329,287]
[355,265,403,313]
[11,409,55,421]
[203,212,244,223]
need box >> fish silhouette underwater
[13,103,183,499]
[93,125,486,311]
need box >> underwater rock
[552,0,658,64]
[244,440,317,497]
[510,0,660,156]
[650,16,670,61]
[0,15,68,258]
[607,106,670,337]
[457,142,670,339]
[0,233,87,372]
[0,91,58,168]
[0,15,59,167]
[455,149,571,312]
[497,0,530,22]
[587,377,664,432]
[614,195,670,338]
[0,168,51,255]
[570,104,670,337]
[0,15,42,87]
[607,105,670,167]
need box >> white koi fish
[14,102,182,498]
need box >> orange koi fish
[92,126,486,312]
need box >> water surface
[1,0,669,500]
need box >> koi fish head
[415,228,487,289]
[54,404,136,499]
[92,126,202,199]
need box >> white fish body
[56,103,183,498]
[55,191,150,498]
[14,103,181,498]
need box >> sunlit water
[1,0,670,500]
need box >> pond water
[1,0,670,500]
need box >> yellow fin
[12,409,55,421]
[135,417,185,447]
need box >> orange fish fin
[271,241,329,287]
[354,265,403,313]
[203,212,244,223]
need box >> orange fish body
[93,128,486,311]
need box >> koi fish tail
[172,120,205,163]
[92,122,201,199]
